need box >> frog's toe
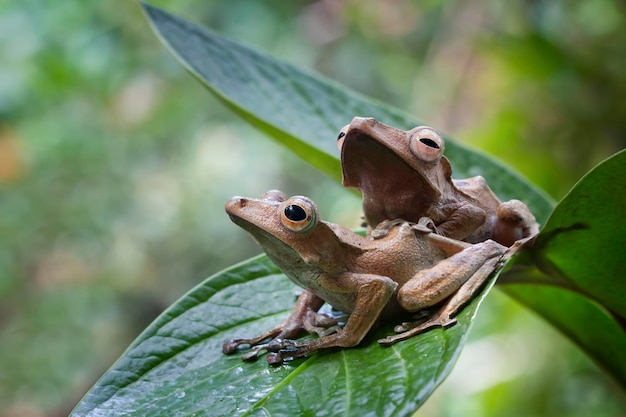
[416,217,437,233]
[370,219,404,239]
[266,352,283,366]
[266,351,293,366]
[266,338,298,352]
[223,339,248,354]
[369,227,389,239]
[241,345,268,361]
[306,324,342,337]
[265,341,302,365]
[380,316,458,346]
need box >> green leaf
[71,255,495,417]
[140,0,626,403]
[140,1,554,220]
[532,150,626,320]
[75,3,626,415]
[494,151,626,387]
[501,281,626,387]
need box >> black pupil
[420,138,440,149]
[337,132,346,141]
[285,205,307,222]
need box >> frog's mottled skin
[223,190,516,365]
[338,117,539,246]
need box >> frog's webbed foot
[416,217,438,233]
[235,338,300,363]
[223,289,327,361]
[264,338,306,365]
[303,310,346,337]
[222,325,284,357]
[223,326,316,364]
[370,219,407,239]
[372,217,438,239]
[378,311,457,346]
[248,337,333,366]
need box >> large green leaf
[71,255,495,417]
[74,3,625,415]
[502,282,626,387]
[499,250,626,386]
[497,151,626,384]
[140,2,553,218]
[532,150,626,320]
[138,1,626,376]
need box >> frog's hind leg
[379,246,503,346]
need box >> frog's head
[337,117,450,192]
[225,190,329,266]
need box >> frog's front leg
[434,203,487,241]
[223,289,325,360]
[494,199,540,246]
[266,273,398,365]
[379,240,506,346]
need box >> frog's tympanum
[337,117,539,246]
[223,190,521,365]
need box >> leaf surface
[74,4,626,415]
[532,150,626,319]
[72,256,494,416]
[140,1,554,219]
[143,1,626,385]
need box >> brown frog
[337,117,539,246]
[223,190,520,365]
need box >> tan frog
[223,190,520,365]
[337,117,539,246]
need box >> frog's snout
[225,196,247,213]
[350,116,376,129]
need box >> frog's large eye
[336,124,350,150]
[409,126,444,162]
[280,197,317,232]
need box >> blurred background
[1,0,624,416]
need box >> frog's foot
[378,312,457,346]
[263,338,306,366]
[416,217,438,233]
[222,324,285,356]
[370,219,407,239]
[494,200,540,246]
[240,343,270,362]
[224,333,301,363]
[238,339,298,363]
[304,311,346,337]
[226,333,311,363]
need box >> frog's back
[358,224,449,284]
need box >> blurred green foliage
[0,0,624,416]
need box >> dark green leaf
[74,3,626,415]
[501,278,626,387]
[495,151,626,386]
[71,255,495,417]
[140,1,554,220]
[532,150,626,320]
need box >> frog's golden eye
[280,197,317,232]
[336,124,350,150]
[409,126,444,162]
